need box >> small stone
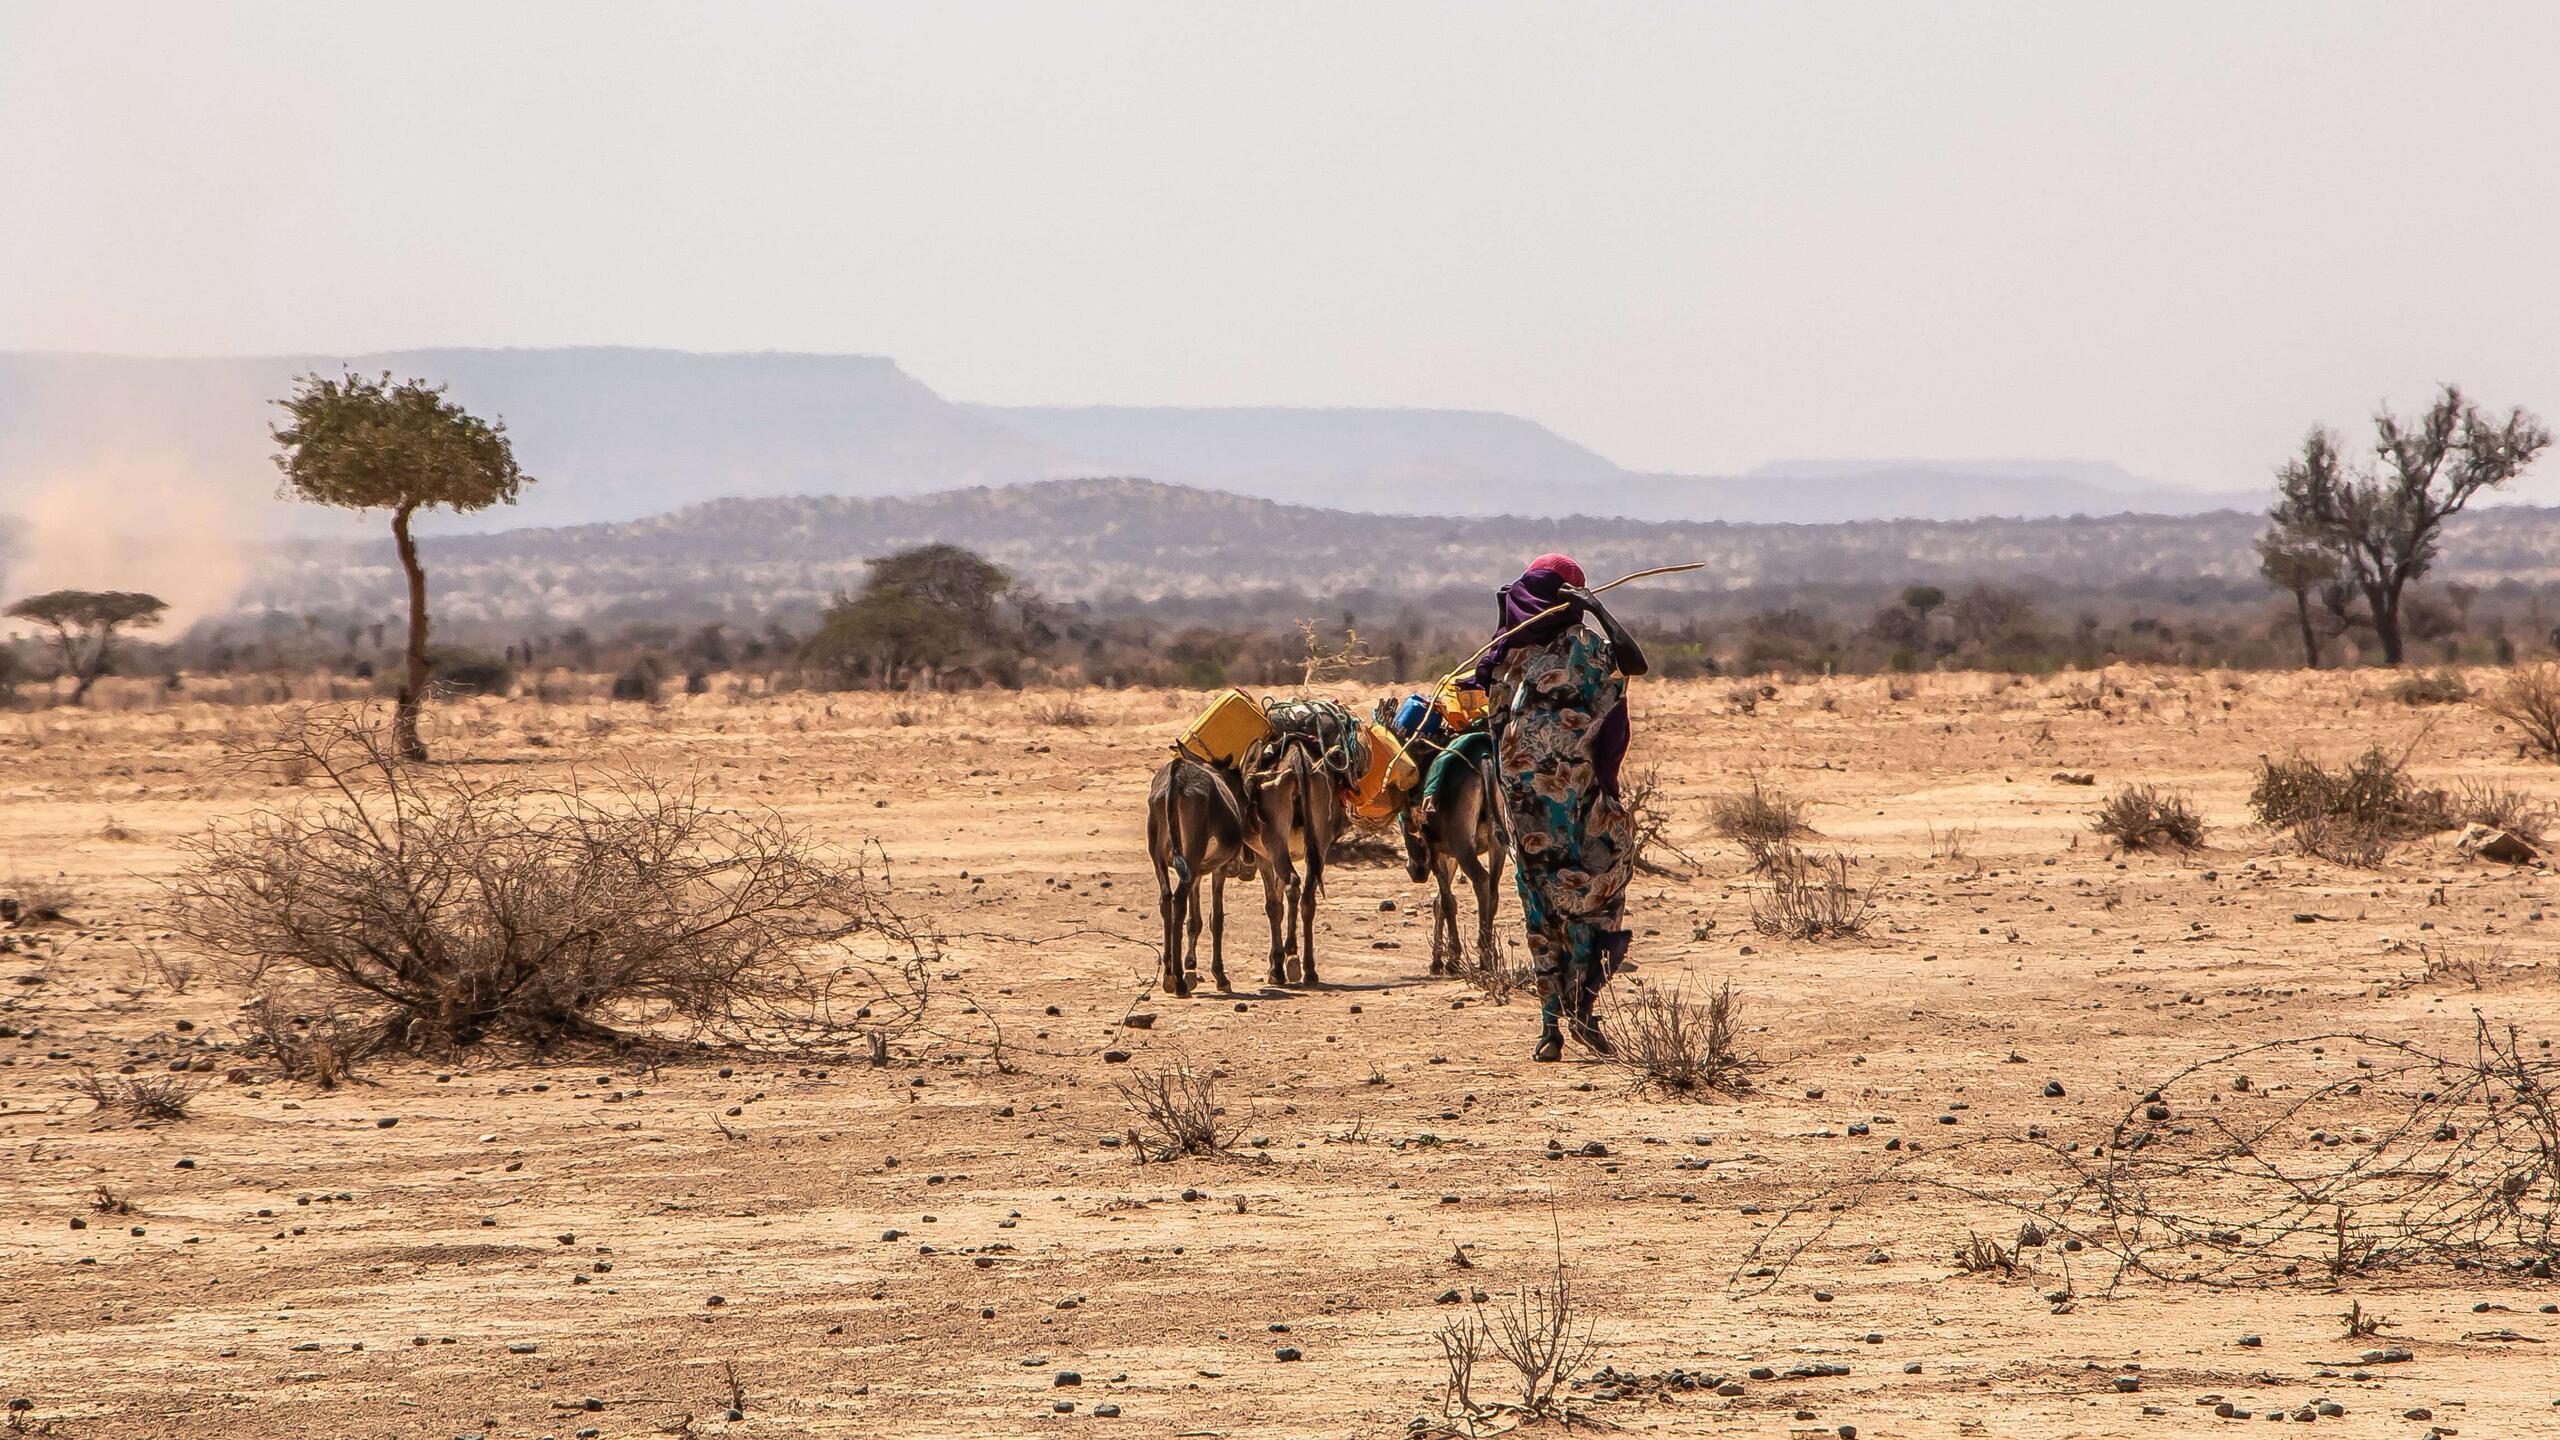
[1094,1402,1121,1417]
[1274,1346,1301,1361]
[1055,1371,1082,1387]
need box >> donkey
[1400,751,1505,974]
[1247,739,1344,987]
[1146,755,1254,997]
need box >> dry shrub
[1448,935,1535,1005]
[1709,778,1812,872]
[2479,663,2560,761]
[1600,981,1753,1096]
[1429,1228,1600,1431]
[1114,1061,1241,1161]
[1,874,74,925]
[238,990,382,1088]
[1621,764,1695,875]
[2387,670,2471,706]
[175,707,927,1054]
[2249,745,2451,865]
[74,1070,203,1120]
[1954,1229,2029,1277]
[1025,695,1094,728]
[2090,785,2205,852]
[2450,779,2554,844]
[1750,849,1877,940]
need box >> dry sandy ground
[2,672,2556,1439]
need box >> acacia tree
[806,543,1026,688]
[4,590,168,702]
[2254,532,2342,669]
[2268,385,2548,666]
[272,373,528,760]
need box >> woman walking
[1471,554,1649,1062]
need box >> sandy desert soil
[2,671,2556,1439]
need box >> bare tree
[2269,386,2549,665]
[272,372,530,759]
[4,589,167,702]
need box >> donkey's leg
[1453,843,1495,971]
[1208,868,1232,993]
[1298,841,1324,987]
[1431,856,1458,974]
[1260,858,1289,988]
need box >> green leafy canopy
[271,371,529,514]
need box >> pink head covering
[1526,553,1586,586]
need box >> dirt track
[3,672,2556,1438]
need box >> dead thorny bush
[2450,779,2554,844]
[1024,695,1093,728]
[1735,1019,2560,1293]
[1,874,74,925]
[2480,662,2560,762]
[2249,743,2451,866]
[1749,848,1877,940]
[1599,980,1754,1096]
[1621,763,1695,875]
[1428,1219,1601,1435]
[173,707,931,1055]
[1448,934,1535,1005]
[1709,778,1812,872]
[2386,670,2471,707]
[1114,1060,1244,1162]
[2090,784,2205,852]
[74,1070,203,1120]
[237,989,384,1088]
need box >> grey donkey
[1400,753,1505,974]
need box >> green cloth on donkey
[1420,729,1493,804]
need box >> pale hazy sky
[4,1,2556,488]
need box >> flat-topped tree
[2269,385,2548,666]
[271,372,528,760]
[4,589,167,702]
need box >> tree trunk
[392,504,431,761]
[2291,591,2323,669]
[2370,583,2406,666]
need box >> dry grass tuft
[2449,779,2554,844]
[2090,784,2206,852]
[2479,663,2560,761]
[1709,778,1812,872]
[2387,670,2471,706]
[1025,695,1094,728]
[1448,936,1535,1005]
[74,1070,203,1120]
[2249,745,2451,866]
[1114,1061,1242,1162]
[1954,1229,2030,1277]
[1750,849,1877,940]
[1600,981,1754,1096]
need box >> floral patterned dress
[1491,625,1635,1002]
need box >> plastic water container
[1176,688,1272,766]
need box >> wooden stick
[1439,561,1707,689]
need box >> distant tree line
[6,381,2554,707]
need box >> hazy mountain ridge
[4,347,2254,528]
[223,475,2560,634]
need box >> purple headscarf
[1472,566,1583,689]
